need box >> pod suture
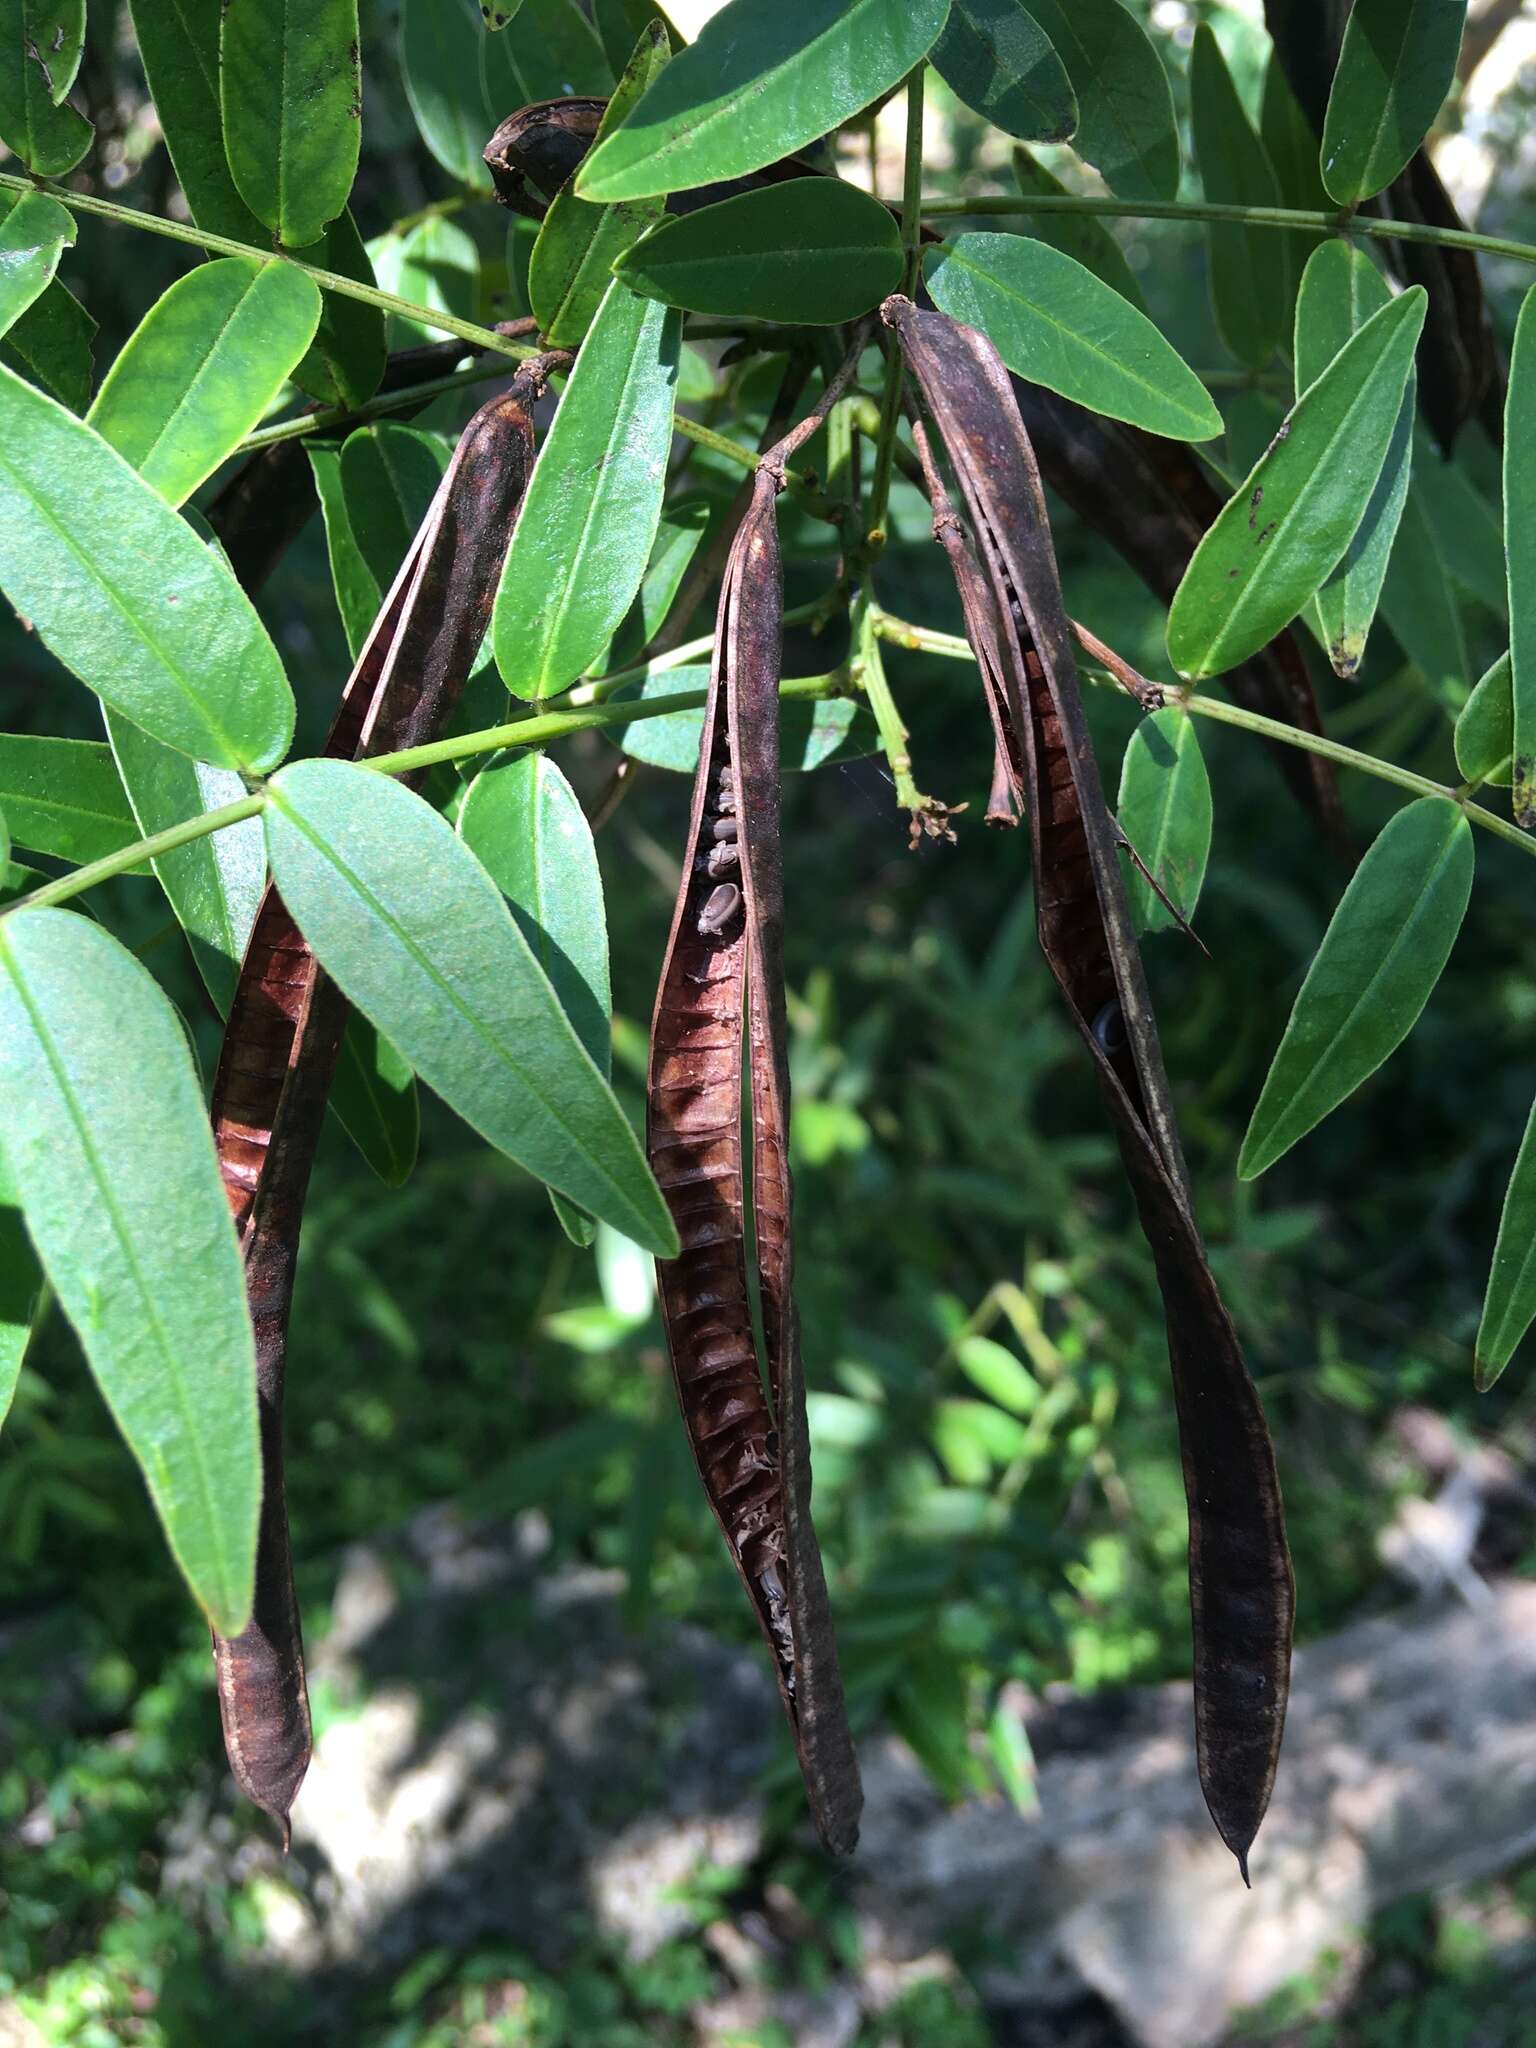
[647,347,867,1858]
[888,294,1294,1882]
[208,365,557,1842]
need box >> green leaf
[401,0,497,190]
[308,440,377,660]
[481,0,613,106]
[618,179,903,325]
[0,361,295,771]
[0,190,76,338]
[102,711,265,1014]
[923,233,1221,442]
[1010,146,1145,311]
[1167,287,1426,680]
[1238,797,1473,1179]
[931,0,1077,145]
[86,260,321,508]
[0,734,141,865]
[528,22,671,347]
[337,422,451,638]
[1417,442,1505,617]
[263,758,677,1256]
[1476,1088,1536,1389]
[1454,653,1512,787]
[955,1333,1038,1416]
[1259,50,1329,316]
[613,668,879,773]
[329,1016,419,1188]
[0,1180,43,1433]
[1189,24,1288,369]
[1321,0,1468,206]
[602,491,711,669]
[595,0,680,73]
[1017,0,1177,201]
[0,907,259,1632]
[0,0,93,175]
[1117,709,1211,935]
[367,217,479,350]
[1505,285,1536,827]
[1379,475,1468,706]
[290,214,387,411]
[1294,240,1413,679]
[41,0,84,103]
[492,281,677,700]
[576,0,949,202]
[220,0,362,250]
[0,203,94,411]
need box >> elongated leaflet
[647,375,863,1857]
[888,295,1294,1881]
[207,370,549,1839]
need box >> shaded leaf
[1477,1089,1536,1389]
[1418,441,1505,616]
[931,0,1077,145]
[0,0,92,174]
[614,668,879,773]
[0,734,140,866]
[602,491,711,669]
[492,281,677,699]
[367,217,479,350]
[220,0,362,250]
[1454,652,1512,787]
[0,907,259,1632]
[924,233,1220,442]
[401,0,497,189]
[1379,475,1468,705]
[481,0,612,105]
[1117,708,1211,935]
[0,226,94,411]
[594,0,680,72]
[1239,797,1473,1178]
[263,758,677,1256]
[329,1015,418,1188]
[87,260,321,508]
[1322,0,1468,205]
[337,423,451,640]
[0,190,75,338]
[1259,50,1329,317]
[1167,288,1426,679]
[1189,24,1287,369]
[1011,146,1145,310]
[618,179,902,325]
[1019,0,1177,201]
[0,361,295,771]
[1505,285,1536,827]
[577,0,949,202]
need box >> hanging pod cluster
[207,364,558,1842]
[884,295,1295,1880]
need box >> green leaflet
[594,0,680,72]
[1294,240,1413,679]
[1239,797,1473,1179]
[0,735,141,866]
[330,1016,419,1189]
[923,234,1220,442]
[613,668,880,774]
[1418,442,1505,617]
[1189,25,1287,369]
[0,361,295,771]
[1010,147,1146,311]
[1259,51,1329,320]
[311,423,452,658]
[401,0,498,189]
[308,441,379,660]
[492,282,677,700]
[602,492,711,669]
[930,0,1077,145]
[1505,286,1536,827]
[1477,1090,1536,1389]
[0,240,94,410]
[1167,288,1425,680]
[1017,0,1177,201]
[459,751,612,1249]
[0,908,260,1633]
[0,190,76,338]
[87,260,321,508]
[263,759,677,1257]
[618,179,903,326]
[529,22,671,348]
[367,217,480,350]
[220,0,362,250]
[0,0,92,175]
[1454,653,1512,787]
[128,0,384,409]
[0,1179,43,1433]
[1321,0,1469,205]
[1379,475,1469,707]
[481,0,612,105]
[577,0,949,202]
[1117,709,1212,936]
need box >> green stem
[236,357,513,453]
[9,792,268,915]
[852,597,921,811]
[864,62,926,550]
[919,190,1536,270]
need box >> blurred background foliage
[5,0,1536,2041]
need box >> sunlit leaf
[220,0,362,250]
[1239,797,1473,1179]
[1321,0,1468,205]
[1117,709,1212,935]
[0,907,259,1632]
[0,734,140,866]
[367,217,479,349]
[1011,146,1145,310]
[0,190,75,339]
[601,492,711,670]
[0,198,94,411]
[0,0,92,175]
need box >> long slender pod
[648,368,864,1855]
[888,296,1293,1880]
[208,370,551,1838]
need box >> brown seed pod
[887,294,1294,1882]
[208,369,554,1841]
[647,363,867,1857]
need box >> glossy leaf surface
[1167,289,1426,679]
[264,760,677,1256]
[220,0,362,250]
[0,908,259,1634]
[577,0,949,201]
[1117,709,1212,934]
[1021,0,1177,200]
[0,190,75,338]
[1189,24,1287,369]
[924,234,1220,441]
[1321,0,1468,205]
[1239,798,1473,1179]
[0,0,92,174]
[931,0,1076,145]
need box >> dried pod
[208,373,549,1840]
[648,467,862,1857]
[888,294,1294,1881]
[484,98,609,219]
